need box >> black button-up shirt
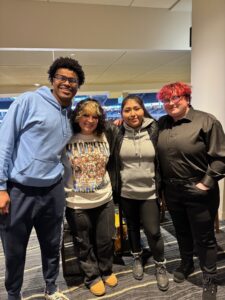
[157,107,225,188]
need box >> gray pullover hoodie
[120,118,156,200]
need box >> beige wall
[191,0,225,219]
[0,0,191,50]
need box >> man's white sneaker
[45,291,69,300]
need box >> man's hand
[113,119,123,126]
[0,190,10,214]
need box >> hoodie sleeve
[0,98,25,190]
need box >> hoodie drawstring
[133,129,142,167]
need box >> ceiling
[30,0,191,11]
[0,0,192,97]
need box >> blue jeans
[66,200,115,287]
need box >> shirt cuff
[201,175,216,189]
[0,179,7,190]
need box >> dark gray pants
[0,180,65,300]
[66,200,114,287]
[164,180,219,276]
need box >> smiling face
[157,82,192,121]
[76,102,101,135]
[78,112,99,135]
[52,68,79,107]
[122,99,144,128]
[163,95,190,121]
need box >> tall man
[0,57,85,300]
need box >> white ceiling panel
[170,0,192,12]
[95,65,150,83]
[135,53,191,82]
[0,51,53,66]
[48,0,132,6]
[0,66,48,85]
[132,0,176,9]
[54,50,125,66]
[30,0,191,10]
[113,50,188,66]
[0,0,192,94]
[0,49,191,93]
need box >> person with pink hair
[157,82,225,300]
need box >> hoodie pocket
[120,168,155,192]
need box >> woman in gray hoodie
[113,95,169,291]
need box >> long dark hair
[70,98,106,136]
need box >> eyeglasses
[54,74,79,85]
[162,95,183,106]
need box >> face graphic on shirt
[66,139,109,192]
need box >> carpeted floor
[1,212,225,300]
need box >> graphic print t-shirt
[64,133,112,209]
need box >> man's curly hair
[48,56,85,87]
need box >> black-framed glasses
[163,95,184,106]
[54,74,79,85]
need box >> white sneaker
[45,291,69,300]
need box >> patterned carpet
[1,212,225,300]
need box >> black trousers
[121,197,165,262]
[0,180,65,300]
[66,200,115,287]
[164,180,219,276]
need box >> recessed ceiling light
[34,83,41,87]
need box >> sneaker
[104,273,118,287]
[90,279,105,296]
[202,275,217,300]
[132,254,144,280]
[155,260,169,291]
[173,262,194,283]
[45,291,69,300]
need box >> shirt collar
[167,106,194,125]
[184,106,195,121]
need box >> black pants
[121,197,164,262]
[66,200,115,287]
[0,180,65,300]
[164,180,219,276]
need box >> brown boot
[132,251,144,280]
[154,259,169,291]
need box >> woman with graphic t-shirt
[62,99,118,297]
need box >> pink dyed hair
[157,82,192,102]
